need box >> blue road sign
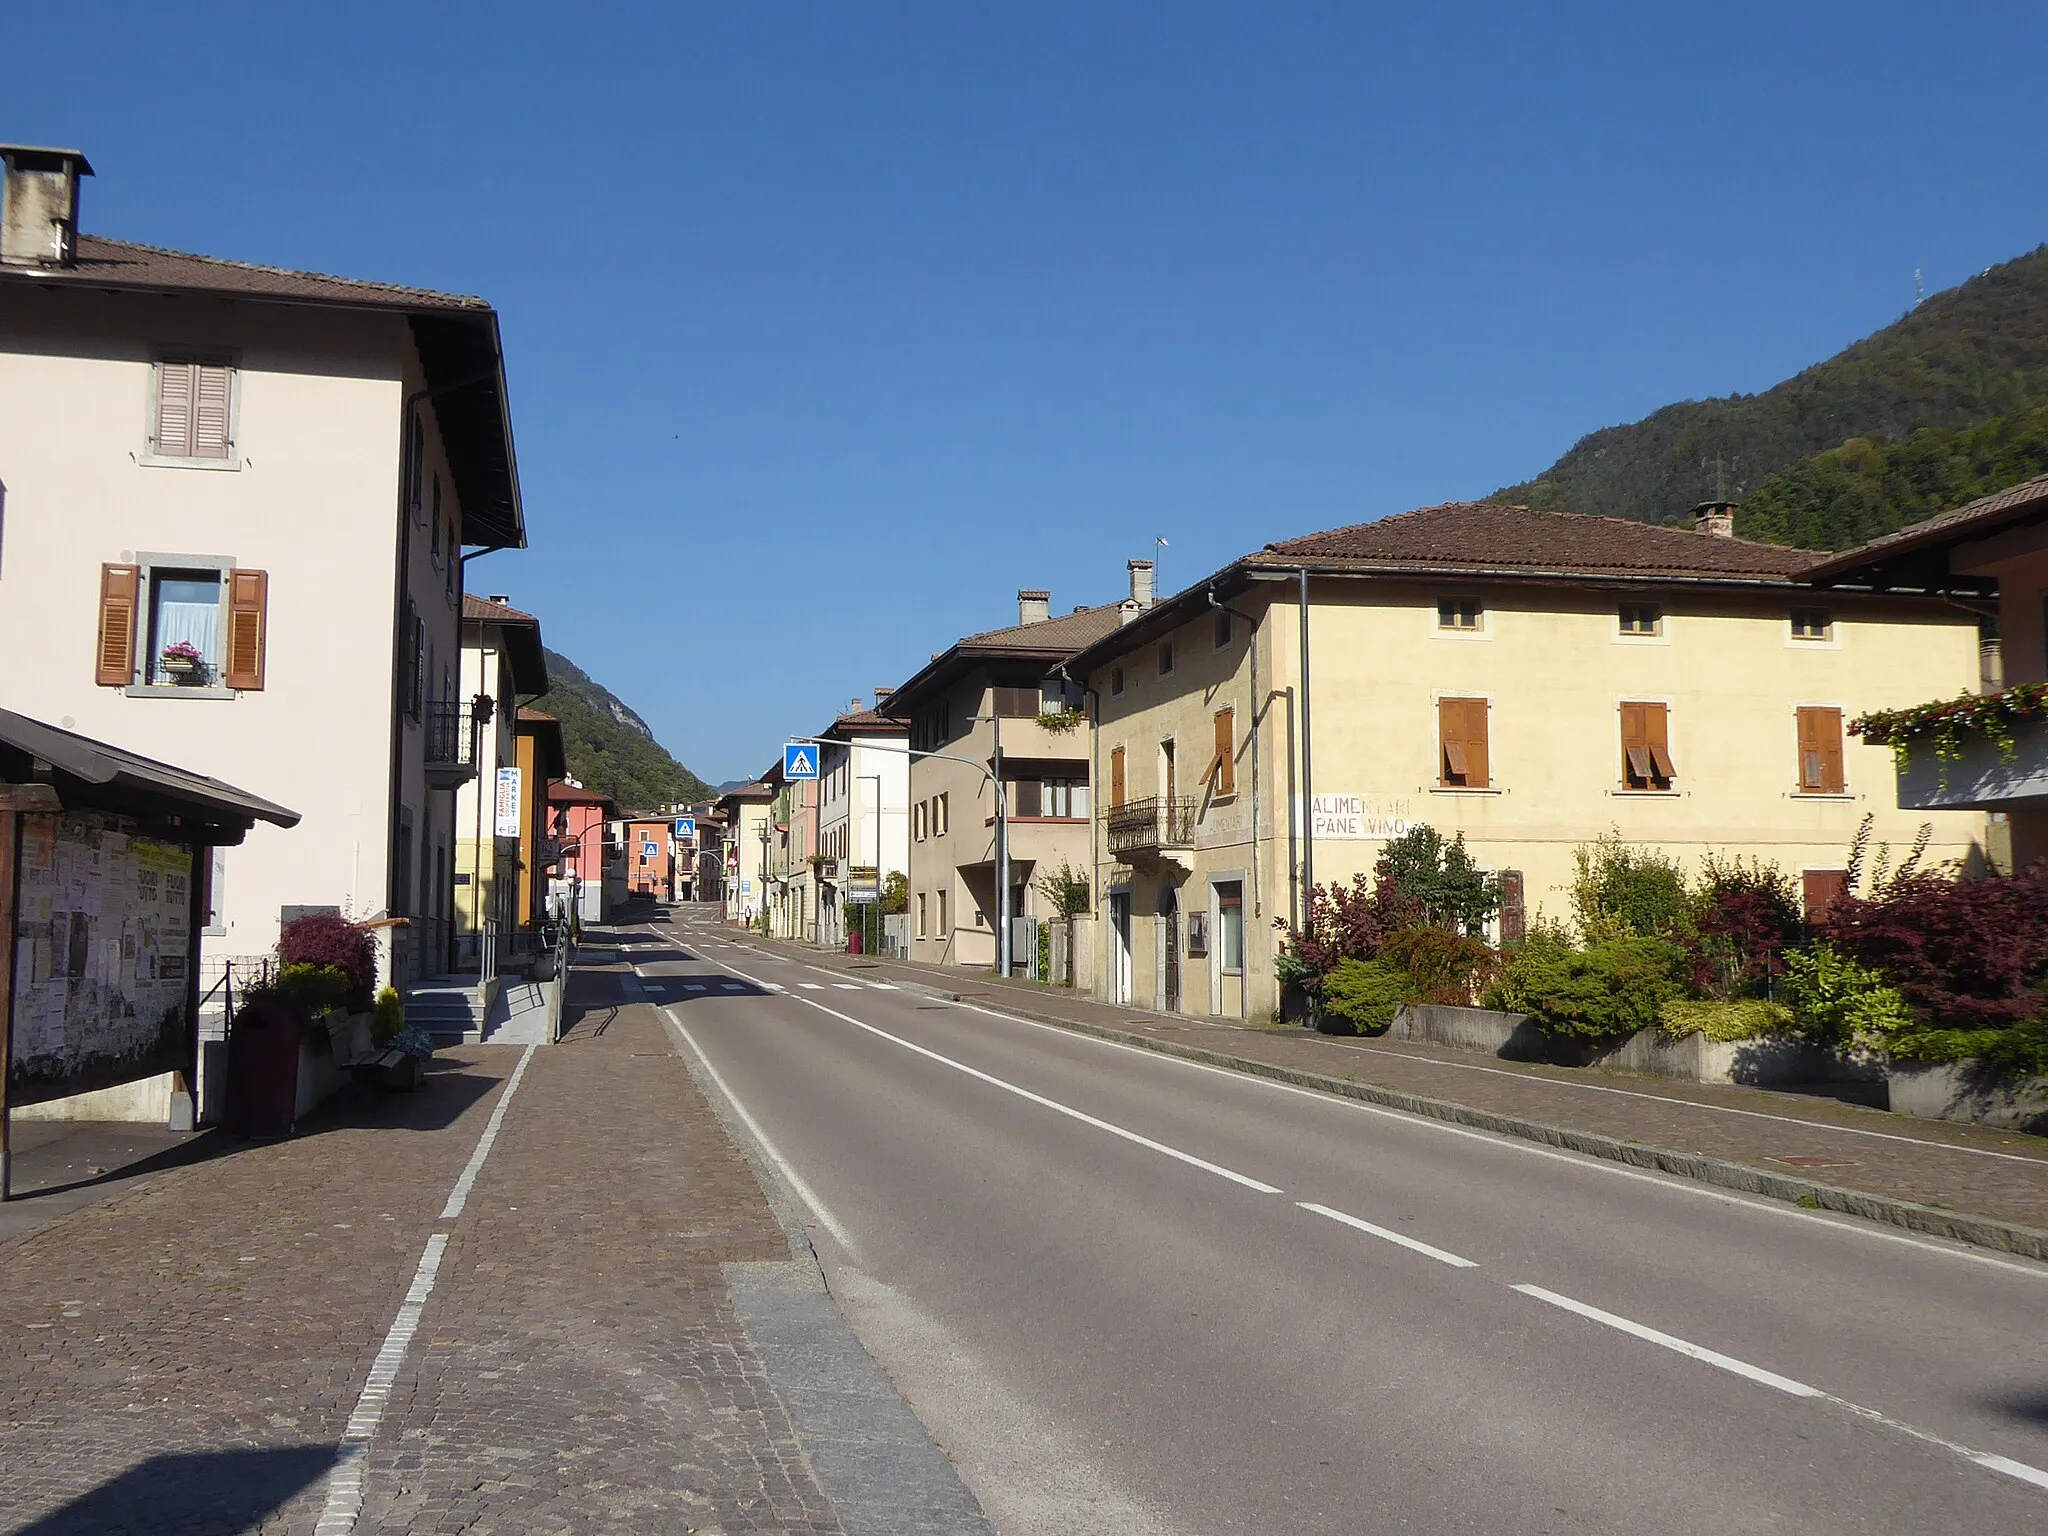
[642,840,659,858]
[674,816,697,838]
[783,743,819,780]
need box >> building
[1805,473,2048,871]
[513,708,568,938]
[453,595,549,965]
[814,697,911,949]
[547,782,620,923]
[715,783,776,923]
[621,817,677,901]
[882,577,1134,969]
[1064,502,1985,1020]
[763,763,820,942]
[0,145,524,986]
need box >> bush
[1570,834,1689,941]
[1657,998,1796,1043]
[1274,869,1416,991]
[1374,826,1501,937]
[276,963,351,1018]
[1485,933,1685,1044]
[372,986,406,1045]
[1686,855,1803,1000]
[1881,1018,2048,1076]
[1825,862,2048,1033]
[1319,959,1419,1035]
[278,913,376,1010]
[1779,943,1914,1048]
[1378,926,1497,1004]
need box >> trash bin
[847,929,864,956]
[225,996,300,1137]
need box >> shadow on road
[8,1445,338,1535]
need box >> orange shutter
[193,363,233,458]
[1797,707,1844,793]
[1646,704,1675,783]
[1110,745,1126,808]
[1463,699,1490,789]
[96,564,140,686]
[155,362,194,456]
[1439,699,1489,788]
[1212,707,1236,795]
[1802,869,1847,926]
[224,569,268,690]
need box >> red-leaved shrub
[1825,862,2048,1031]
[277,914,377,1010]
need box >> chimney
[1692,501,1736,539]
[487,593,510,604]
[1119,559,1156,625]
[873,686,894,707]
[1017,589,1051,626]
[0,145,93,269]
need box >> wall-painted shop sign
[1293,794,1415,841]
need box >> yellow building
[1065,502,1987,1022]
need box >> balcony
[1104,795,1197,858]
[423,702,477,789]
[1889,705,2048,810]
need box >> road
[647,909,2047,1536]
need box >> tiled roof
[1253,503,1818,582]
[1803,473,2048,581]
[956,603,1125,653]
[9,234,493,312]
[516,706,557,723]
[824,708,908,735]
[463,593,538,624]
[546,782,615,806]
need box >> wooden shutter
[224,569,268,690]
[155,362,194,456]
[1802,869,1847,927]
[1110,745,1126,808]
[1499,870,1526,944]
[96,564,140,686]
[192,364,232,458]
[1438,698,1489,788]
[1621,702,1673,788]
[1796,707,1844,794]
[1014,778,1042,818]
[1212,708,1236,795]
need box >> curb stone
[731,938,2048,1266]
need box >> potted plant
[160,640,205,683]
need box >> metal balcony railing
[424,701,475,768]
[1103,795,1197,856]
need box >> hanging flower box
[1851,683,2048,807]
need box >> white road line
[1299,1201,1479,1268]
[799,982,825,990]
[718,957,1282,1195]
[868,983,898,990]
[1511,1283,2048,1494]
[947,1000,2048,1280]
[664,1008,858,1253]
[832,983,862,990]
[439,1043,538,1220]
[685,983,707,992]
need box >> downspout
[1207,588,1261,921]
[1056,662,1101,987]
[1298,566,1314,928]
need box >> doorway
[1158,884,1181,1013]
[1109,891,1133,1004]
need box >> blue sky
[12,2,2048,782]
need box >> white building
[0,144,525,985]
[715,782,776,925]
[814,698,912,948]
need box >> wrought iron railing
[423,702,475,768]
[1103,795,1197,856]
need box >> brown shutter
[1439,698,1489,788]
[192,364,232,458]
[155,362,194,456]
[1110,745,1126,808]
[1014,778,1041,818]
[1620,702,1646,786]
[1499,870,1526,944]
[1464,699,1490,789]
[1797,707,1844,794]
[224,569,268,690]
[1213,707,1236,795]
[1645,704,1675,783]
[1802,869,1847,926]
[96,564,140,686]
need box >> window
[1216,881,1244,972]
[913,801,927,841]
[1802,870,1848,927]
[1437,698,1490,788]
[405,602,425,721]
[916,893,927,938]
[97,561,267,692]
[150,357,234,462]
[933,793,950,836]
[203,848,228,937]
[1110,665,1125,696]
[1437,597,1482,632]
[1109,744,1127,808]
[1620,701,1676,789]
[1043,779,1089,818]
[1012,777,1040,818]
[1796,706,1846,794]
[1791,608,1833,642]
[1158,640,1175,676]
[1207,707,1236,796]
[1213,609,1232,649]
[430,477,444,568]
[992,685,1039,718]
[936,888,949,935]
[1619,602,1663,637]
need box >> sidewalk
[0,944,988,1536]
[718,927,2048,1254]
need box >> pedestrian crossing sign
[783,743,819,780]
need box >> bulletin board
[7,810,194,1105]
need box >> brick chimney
[0,145,92,268]
[873,686,894,708]
[1119,559,1156,625]
[1018,589,1051,626]
[1693,501,1736,539]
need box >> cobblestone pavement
[720,926,2048,1236]
[0,955,877,1536]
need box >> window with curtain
[1216,882,1245,972]
[148,571,223,683]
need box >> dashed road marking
[1300,1201,1478,1268]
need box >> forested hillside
[541,648,713,810]
[1498,247,2048,532]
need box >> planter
[1886,1060,2048,1133]
[1392,1003,1556,1060]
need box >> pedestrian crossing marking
[799,982,825,990]
[721,983,745,992]
[832,983,862,990]
[867,983,897,990]
[684,983,707,992]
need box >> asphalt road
[647,910,2048,1536]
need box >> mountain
[1499,246,2048,534]
[539,648,714,810]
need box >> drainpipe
[1207,588,1262,920]
[1298,566,1314,929]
